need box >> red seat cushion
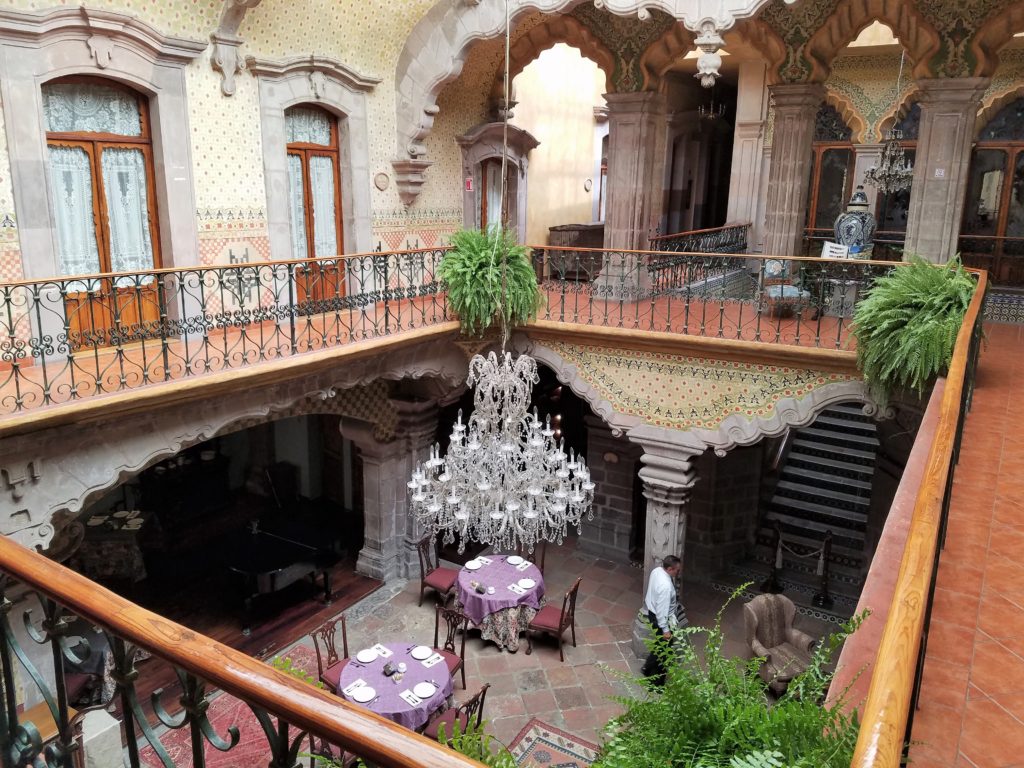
[529,604,564,631]
[437,648,462,676]
[425,567,458,593]
[423,708,469,741]
[320,658,350,692]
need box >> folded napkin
[507,583,526,595]
[515,561,532,572]
[342,678,367,696]
[371,643,393,658]
[422,653,445,668]
[477,556,493,565]
[399,689,422,707]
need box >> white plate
[410,645,432,660]
[518,578,536,589]
[351,686,376,703]
[355,649,378,663]
[413,682,436,699]
[87,520,105,527]
[112,511,131,519]
[464,560,482,571]
[506,556,523,565]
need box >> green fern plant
[594,589,864,768]
[270,655,323,689]
[851,255,976,405]
[439,226,542,337]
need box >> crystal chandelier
[408,352,595,554]
[699,94,726,122]
[863,50,914,195]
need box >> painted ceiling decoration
[569,4,677,91]
[545,341,857,432]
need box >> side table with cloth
[455,556,545,652]
[337,643,453,731]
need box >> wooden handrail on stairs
[0,534,483,768]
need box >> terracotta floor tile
[919,659,972,712]
[926,620,979,668]
[932,588,982,630]
[983,554,1024,596]
[978,593,1024,640]
[913,703,965,763]
[969,640,1024,697]
[958,697,1024,766]
[937,564,986,600]
[905,745,955,768]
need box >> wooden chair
[525,577,582,662]
[433,604,469,689]
[310,614,350,694]
[417,535,458,607]
[515,540,546,575]
[307,734,357,768]
[743,594,815,696]
[422,683,490,742]
[760,258,813,318]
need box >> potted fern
[439,227,542,337]
[851,255,977,405]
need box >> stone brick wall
[580,416,642,562]
[683,442,765,578]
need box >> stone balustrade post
[762,83,825,257]
[903,77,990,263]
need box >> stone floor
[279,536,836,751]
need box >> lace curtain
[48,146,101,282]
[485,163,503,229]
[310,155,339,257]
[101,148,155,286]
[286,107,332,146]
[43,82,142,136]
[287,154,309,260]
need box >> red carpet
[508,718,600,767]
[139,645,318,768]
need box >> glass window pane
[1006,152,1024,239]
[876,149,916,234]
[813,149,852,230]
[286,107,332,146]
[309,155,339,257]
[287,153,308,260]
[962,149,1007,236]
[101,148,155,285]
[48,145,102,279]
[43,82,142,136]
[485,161,503,228]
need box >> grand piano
[227,521,335,633]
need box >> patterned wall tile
[6,0,220,38]
[826,52,910,142]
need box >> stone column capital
[604,91,667,114]
[767,82,825,109]
[913,77,991,107]
[391,396,440,454]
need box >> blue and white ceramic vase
[833,185,876,258]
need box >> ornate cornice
[245,53,381,93]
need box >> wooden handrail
[530,244,905,266]
[647,221,751,243]
[0,535,483,768]
[850,267,988,767]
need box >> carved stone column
[903,77,990,263]
[601,91,669,252]
[345,396,438,582]
[762,83,825,256]
[726,61,769,235]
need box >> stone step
[787,452,875,476]
[791,438,876,461]
[781,465,873,491]
[813,414,878,433]
[799,426,880,447]
[775,479,871,506]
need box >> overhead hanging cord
[490,0,512,350]
[892,50,906,133]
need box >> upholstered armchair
[743,594,816,695]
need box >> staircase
[735,405,880,618]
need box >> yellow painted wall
[511,45,607,246]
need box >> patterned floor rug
[508,718,600,768]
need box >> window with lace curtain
[43,78,160,283]
[285,105,343,260]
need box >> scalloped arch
[975,84,1024,136]
[800,0,941,82]
[876,88,920,139]
[970,1,1024,78]
[823,88,869,143]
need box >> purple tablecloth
[337,642,453,731]
[456,556,545,625]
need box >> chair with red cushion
[418,535,458,607]
[525,576,582,662]
[422,683,490,742]
[310,614,349,694]
[433,604,468,689]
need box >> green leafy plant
[851,255,976,405]
[439,226,542,336]
[270,655,323,689]
[594,590,864,768]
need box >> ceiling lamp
[863,51,914,194]
[699,93,727,122]
[408,352,595,554]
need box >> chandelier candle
[408,351,595,554]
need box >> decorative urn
[833,185,876,258]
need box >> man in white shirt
[641,555,682,685]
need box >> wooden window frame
[44,76,162,276]
[480,157,511,230]
[285,105,344,259]
[805,141,855,236]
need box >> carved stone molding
[245,54,380,94]
[210,0,263,96]
[391,158,434,208]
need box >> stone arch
[638,22,693,90]
[489,16,615,106]
[823,89,869,144]
[728,20,789,85]
[975,85,1024,137]
[800,1,941,82]
[970,1,1024,77]
[876,88,921,139]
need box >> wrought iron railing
[649,222,750,254]
[958,234,1024,287]
[803,228,907,261]
[0,535,481,768]
[0,249,449,415]
[533,247,896,348]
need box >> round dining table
[455,555,545,652]
[337,642,453,731]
